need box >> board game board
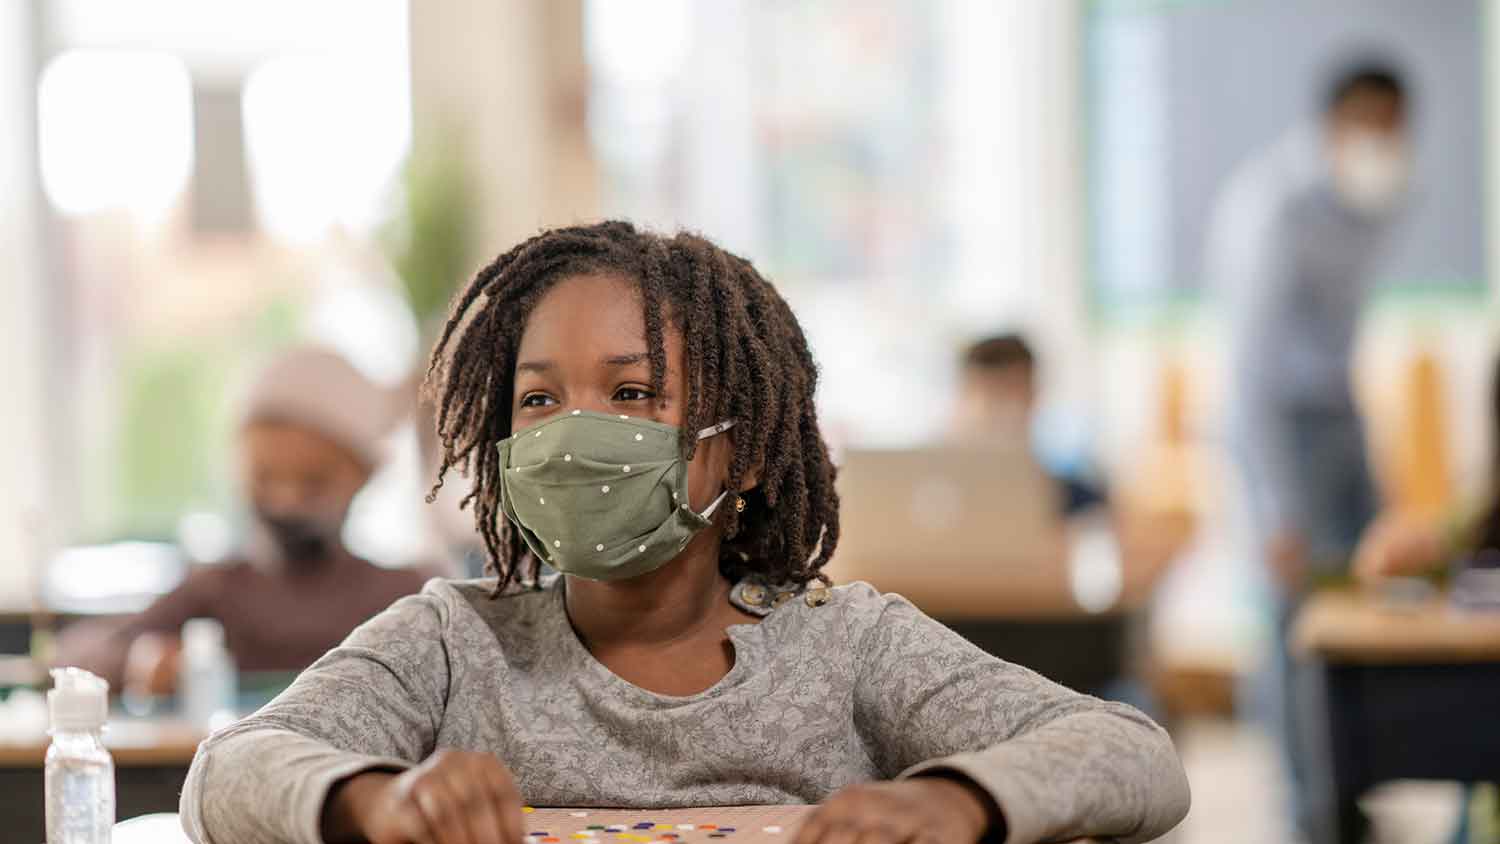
[522,805,1108,844]
[522,806,816,844]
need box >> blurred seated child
[55,346,431,696]
[951,333,1105,517]
[948,335,1181,715]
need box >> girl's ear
[737,463,763,492]
[727,429,762,492]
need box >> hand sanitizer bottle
[181,617,237,729]
[45,667,114,844]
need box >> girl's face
[511,272,737,516]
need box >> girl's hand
[794,777,1000,844]
[321,749,525,844]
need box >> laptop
[825,446,1081,618]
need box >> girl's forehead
[515,273,684,367]
[521,275,641,341]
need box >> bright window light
[242,55,410,243]
[585,0,692,86]
[37,50,194,218]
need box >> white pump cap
[182,617,226,655]
[48,667,109,732]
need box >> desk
[1,718,203,842]
[115,812,191,844]
[1293,590,1500,844]
[0,717,203,766]
[116,808,1112,844]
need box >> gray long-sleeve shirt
[179,577,1190,844]
[1208,125,1398,534]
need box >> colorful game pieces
[523,806,805,844]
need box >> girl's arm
[180,591,451,844]
[853,592,1190,844]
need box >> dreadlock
[424,221,839,594]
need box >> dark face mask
[256,511,338,565]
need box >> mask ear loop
[700,489,731,519]
[697,419,736,439]
[692,419,737,518]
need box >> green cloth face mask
[497,410,736,581]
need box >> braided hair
[424,221,839,593]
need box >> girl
[180,222,1189,844]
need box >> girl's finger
[813,819,863,844]
[475,758,526,844]
[413,777,476,844]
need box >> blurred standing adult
[1209,60,1412,843]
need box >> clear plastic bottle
[45,667,115,844]
[181,617,236,729]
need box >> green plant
[383,135,476,329]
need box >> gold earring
[734,495,746,513]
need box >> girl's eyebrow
[516,353,649,374]
[602,353,650,367]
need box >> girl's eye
[519,393,557,408]
[613,386,655,402]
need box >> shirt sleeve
[853,592,1190,844]
[1211,175,1301,537]
[179,590,452,844]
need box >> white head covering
[239,346,395,469]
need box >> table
[116,808,1111,844]
[115,812,192,844]
[0,717,203,766]
[1,718,203,842]
[1293,590,1500,844]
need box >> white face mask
[1330,130,1410,217]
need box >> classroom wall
[408,0,597,269]
[0,0,49,606]
[1092,3,1500,508]
[974,0,1095,432]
